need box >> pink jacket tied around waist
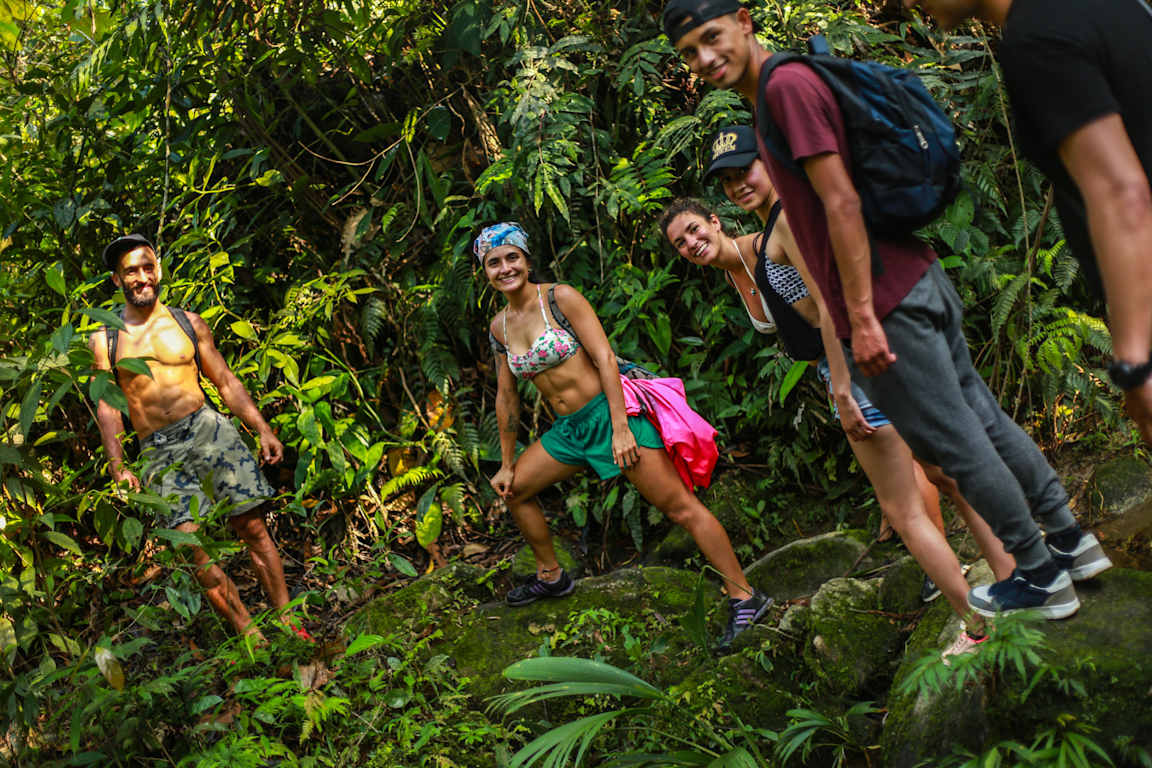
[620,377,718,490]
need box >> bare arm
[490,314,521,498]
[190,313,283,464]
[1060,114,1152,445]
[804,152,896,376]
[89,329,139,488]
[777,214,875,441]
[554,284,638,470]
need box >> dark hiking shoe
[506,570,575,607]
[967,568,1079,619]
[1047,532,1113,581]
[920,574,942,603]
[715,592,773,654]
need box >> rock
[510,536,585,580]
[879,555,925,615]
[803,577,906,695]
[745,529,873,602]
[696,471,761,538]
[437,566,713,700]
[345,561,489,639]
[1087,455,1152,520]
[644,524,697,568]
[883,566,1152,766]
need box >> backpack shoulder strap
[755,53,806,174]
[103,309,135,440]
[167,307,201,373]
[547,285,578,340]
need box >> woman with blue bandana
[476,221,769,653]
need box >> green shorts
[140,406,275,528]
[540,393,663,479]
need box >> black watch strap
[1108,359,1152,390]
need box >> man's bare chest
[116,318,196,369]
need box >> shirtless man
[91,234,304,641]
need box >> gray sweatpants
[847,263,1076,572]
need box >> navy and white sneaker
[506,569,576,607]
[1047,532,1113,581]
[715,592,773,654]
[967,568,1079,619]
[920,575,942,603]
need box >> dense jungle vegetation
[0,0,1139,765]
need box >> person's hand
[1125,380,1152,446]
[260,430,284,465]
[113,468,141,492]
[851,314,897,376]
[490,465,515,500]
[612,428,639,470]
[835,391,876,442]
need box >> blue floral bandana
[474,222,530,264]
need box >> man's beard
[124,284,157,307]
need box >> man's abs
[115,312,207,438]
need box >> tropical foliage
[0,0,1132,764]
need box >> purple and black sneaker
[506,569,576,607]
[715,592,773,654]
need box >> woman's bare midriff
[529,349,607,416]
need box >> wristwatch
[1107,358,1152,390]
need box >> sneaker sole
[967,594,1081,620]
[1066,556,1113,581]
[505,580,576,607]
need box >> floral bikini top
[502,285,581,379]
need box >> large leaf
[93,646,125,691]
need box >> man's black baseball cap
[662,0,744,45]
[704,126,759,181]
[102,234,155,271]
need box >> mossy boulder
[1087,455,1152,520]
[745,530,872,602]
[510,536,585,580]
[696,471,761,540]
[437,566,712,700]
[344,562,489,639]
[883,565,1152,766]
[645,525,696,567]
[803,576,906,695]
[879,555,925,615]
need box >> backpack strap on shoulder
[489,330,507,357]
[755,52,806,175]
[167,307,201,373]
[547,285,578,339]
[103,309,135,444]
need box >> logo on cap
[712,131,738,160]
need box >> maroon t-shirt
[756,61,935,340]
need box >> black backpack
[105,306,213,446]
[752,203,825,362]
[755,35,962,237]
[489,285,660,380]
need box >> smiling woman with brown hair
[476,221,769,652]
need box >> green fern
[380,466,444,500]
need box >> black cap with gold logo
[704,125,759,181]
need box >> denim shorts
[815,357,891,429]
[139,406,274,528]
[539,393,664,479]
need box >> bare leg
[175,521,261,639]
[916,462,1017,581]
[229,508,291,611]
[848,427,976,623]
[505,441,584,579]
[623,447,753,601]
[912,462,946,535]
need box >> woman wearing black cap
[660,127,1015,659]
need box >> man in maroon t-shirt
[662,0,1111,618]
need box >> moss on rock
[1087,454,1152,520]
[745,530,872,602]
[438,566,713,700]
[879,555,925,615]
[803,576,905,695]
[344,562,489,639]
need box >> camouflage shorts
[140,406,275,528]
